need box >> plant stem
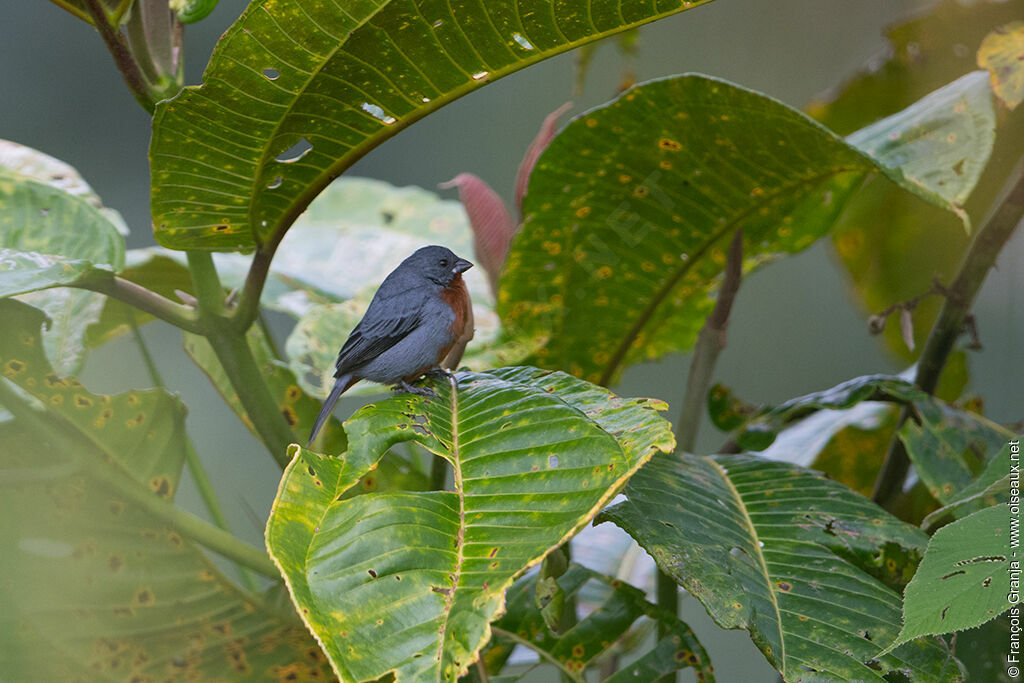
[872,162,1024,506]
[232,244,277,332]
[129,315,259,592]
[490,627,585,683]
[82,0,156,113]
[0,378,279,579]
[76,274,201,333]
[656,230,744,679]
[187,252,296,466]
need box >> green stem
[129,315,258,591]
[0,378,279,579]
[232,244,277,332]
[872,162,1024,506]
[82,0,156,113]
[187,252,296,467]
[76,273,201,333]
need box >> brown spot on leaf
[149,477,172,499]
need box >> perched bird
[307,245,473,446]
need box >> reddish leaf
[439,173,516,294]
[514,102,573,213]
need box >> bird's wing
[333,289,424,377]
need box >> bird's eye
[439,259,449,267]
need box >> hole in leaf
[275,137,313,163]
[267,176,283,189]
[367,569,378,578]
[548,455,558,468]
[263,68,280,80]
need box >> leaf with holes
[0,299,331,680]
[150,0,715,251]
[479,564,713,681]
[265,366,674,682]
[499,72,993,384]
[599,452,966,681]
[883,505,1015,653]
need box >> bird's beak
[453,258,473,274]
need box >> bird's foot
[393,380,438,398]
[424,367,452,379]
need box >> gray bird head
[402,245,473,286]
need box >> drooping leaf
[499,73,993,384]
[150,0,714,251]
[599,452,965,681]
[481,565,714,682]
[921,440,1016,531]
[977,21,1024,110]
[439,173,517,294]
[730,374,923,451]
[884,505,1015,653]
[0,299,331,680]
[265,367,674,682]
[900,397,1013,504]
[808,0,1024,360]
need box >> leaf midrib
[706,456,785,676]
[597,166,863,385]
[435,374,465,680]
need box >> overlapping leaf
[978,21,1024,109]
[0,155,127,374]
[265,367,674,682]
[885,505,1015,652]
[922,441,1016,531]
[499,72,993,384]
[0,299,330,680]
[599,452,965,681]
[150,0,714,251]
[481,564,714,681]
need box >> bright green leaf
[500,73,992,384]
[885,505,1016,652]
[483,565,714,682]
[265,367,674,682]
[150,0,714,251]
[600,452,965,681]
[0,299,330,680]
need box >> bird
[307,245,473,446]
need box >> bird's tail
[307,374,351,447]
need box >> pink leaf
[514,102,573,214]
[439,173,516,295]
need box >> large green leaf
[599,452,965,681]
[0,162,127,375]
[921,440,1016,531]
[265,367,674,682]
[885,504,1016,652]
[0,299,331,680]
[481,564,714,681]
[808,0,1024,360]
[499,72,993,384]
[150,0,713,251]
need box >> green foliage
[885,504,1016,651]
[0,300,329,680]
[149,0,714,251]
[265,367,673,681]
[500,72,992,384]
[483,565,715,682]
[599,452,965,681]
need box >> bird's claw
[424,367,452,379]
[393,381,439,398]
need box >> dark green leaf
[500,73,991,384]
[485,565,714,682]
[265,367,674,682]
[600,452,965,681]
[150,0,714,251]
[0,299,330,680]
[922,440,1017,531]
[900,398,1013,504]
[884,505,1015,652]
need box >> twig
[82,0,156,113]
[657,230,744,681]
[872,161,1024,506]
[76,273,201,333]
[232,244,278,332]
